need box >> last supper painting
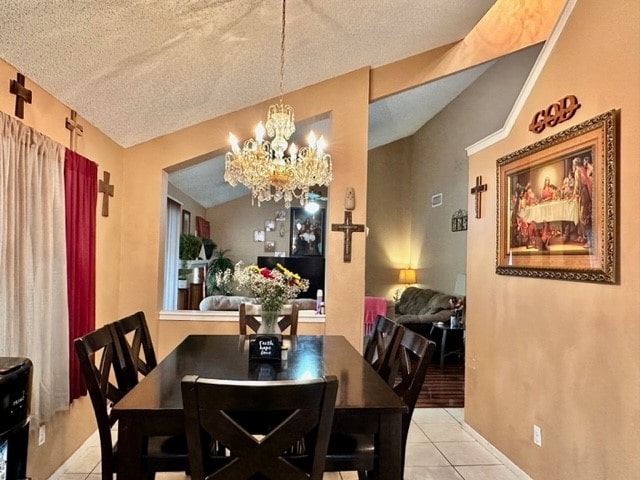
[496,110,617,283]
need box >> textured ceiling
[0,0,501,208]
[0,0,495,147]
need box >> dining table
[111,334,405,479]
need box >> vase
[258,311,281,334]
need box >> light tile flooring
[48,408,520,480]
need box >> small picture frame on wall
[451,209,468,232]
[264,241,275,253]
[431,193,443,208]
[274,251,286,257]
[254,230,265,242]
[275,210,286,222]
[290,207,325,256]
[265,219,275,231]
[181,210,191,234]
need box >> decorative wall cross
[331,211,365,262]
[65,110,84,151]
[9,73,32,119]
[470,176,488,219]
[98,171,114,217]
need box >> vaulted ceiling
[0,0,495,148]
[3,0,543,208]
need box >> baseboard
[462,422,533,480]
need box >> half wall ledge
[157,310,326,357]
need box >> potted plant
[179,233,203,261]
[201,238,217,259]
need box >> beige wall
[167,183,206,236]
[120,68,371,354]
[206,195,293,266]
[0,59,127,479]
[365,45,542,298]
[365,138,413,298]
[466,1,640,478]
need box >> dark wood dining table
[112,334,405,479]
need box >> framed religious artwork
[290,207,325,256]
[275,209,286,222]
[254,230,265,242]
[264,241,275,253]
[451,210,468,232]
[496,110,617,283]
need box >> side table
[430,321,465,368]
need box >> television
[257,256,325,299]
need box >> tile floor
[48,408,521,480]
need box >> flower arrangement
[214,268,235,295]
[233,261,310,312]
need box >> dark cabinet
[0,357,32,480]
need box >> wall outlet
[533,424,542,447]
[38,425,46,446]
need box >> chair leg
[358,470,376,480]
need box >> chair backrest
[113,311,157,381]
[181,375,338,480]
[239,303,300,335]
[387,327,436,449]
[363,315,401,383]
[74,324,135,477]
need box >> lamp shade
[398,268,416,285]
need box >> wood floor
[416,361,465,408]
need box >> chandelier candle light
[225,0,333,208]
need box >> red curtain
[64,149,97,402]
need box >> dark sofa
[394,287,457,337]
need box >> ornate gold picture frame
[496,110,617,283]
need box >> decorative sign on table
[249,335,282,363]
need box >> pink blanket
[364,296,388,335]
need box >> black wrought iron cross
[470,175,488,219]
[9,73,32,119]
[65,110,84,151]
[331,211,365,263]
[98,171,114,217]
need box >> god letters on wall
[529,95,581,134]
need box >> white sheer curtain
[163,197,181,309]
[0,112,69,427]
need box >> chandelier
[224,0,333,208]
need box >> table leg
[377,411,403,480]
[116,417,145,479]
[440,329,448,369]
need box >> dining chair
[363,314,402,384]
[325,327,436,478]
[74,324,188,480]
[181,375,338,480]
[113,310,158,380]
[239,302,300,335]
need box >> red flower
[259,268,273,279]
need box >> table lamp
[398,268,416,285]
